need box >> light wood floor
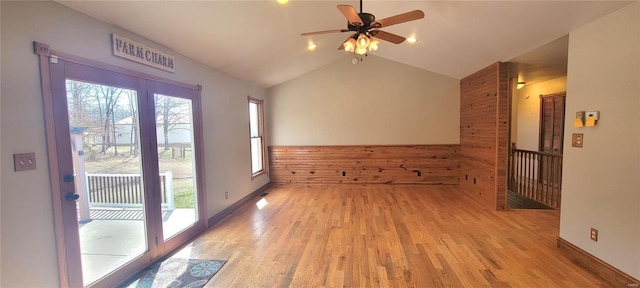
[179,186,610,287]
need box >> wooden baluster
[527,152,532,199]
[518,151,524,196]
[99,176,106,204]
[544,155,549,205]
[160,174,166,205]
[116,176,121,204]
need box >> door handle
[63,174,74,183]
[65,193,80,202]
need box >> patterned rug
[123,258,226,288]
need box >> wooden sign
[112,33,175,73]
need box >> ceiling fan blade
[337,5,363,26]
[301,29,351,36]
[372,10,425,28]
[371,30,406,44]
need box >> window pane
[154,94,199,241]
[251,137,263,174]
[66,80,148,285]
[249,102,259,137]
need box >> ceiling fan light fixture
[368,39,379,51]
[343,38,356,52]
[277,0,288,4]
[301,1,425,57]
[407,37,418,43]
[307,42,317,50]
[356,34,370,49]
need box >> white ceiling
[57,0,632,88]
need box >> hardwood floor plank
[178,186,615,287]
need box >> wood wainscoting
[268,145,459,185]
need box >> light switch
[586,111,599,127]
[574,111,585,127]
[13,153,37,171]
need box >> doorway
[508,90,566,210]
[38,44,206,287]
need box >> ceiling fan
[300,0,425,56]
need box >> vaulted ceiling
[57,0,632,88]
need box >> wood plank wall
[269,145,460,185]
[496,62,510,209]
[459,62,510,210]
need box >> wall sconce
[517,82,526,89]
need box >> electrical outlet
[224,191,229,200]
[572,133,584,148]
[590,228,598,242]
[14,153,37,171]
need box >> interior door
[540,94,565,154]
[539,93,565,188]
[48,58,206,287]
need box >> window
[248,96,265,177]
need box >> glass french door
[153,93,199,240]
[146,80,205,246]
[48,58,205,287]
[66,79,149,285]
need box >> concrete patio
[79,208,196,285]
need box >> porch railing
[86,171,174,210]
[509,149,562,209]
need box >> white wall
[0,2,3,284]
[0,1,268,286]
[561,1,639,279]
[267,56,460,146]
[512,77,567,151]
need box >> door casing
[35,42,206,287]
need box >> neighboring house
[91,116,192,146]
